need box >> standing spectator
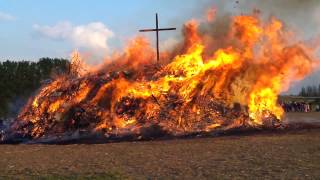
[306,103,311,112]
[304,103,308,112]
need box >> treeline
[0,58,69,117]
[299,84,320,97]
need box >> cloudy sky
[1,0,320,60]
[0,0,207,61]
[0,0,319,93]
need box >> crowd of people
[280,102,320,112]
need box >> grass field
[0,113,319,179]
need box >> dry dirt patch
[0,113,319,179]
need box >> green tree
[312,85,318,97]
[299,87,307,97]
[0,58,70,118]
[306,86,313,97]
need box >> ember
[1,10,319,143]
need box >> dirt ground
[284,112,320,124]
[0,113,319,179]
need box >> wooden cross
[139,13,176,63]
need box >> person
[304,103,308,113]
[306,103,311,112]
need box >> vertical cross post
[156,13,159,63]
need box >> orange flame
[15,10,320,139]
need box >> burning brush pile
[1,11,319,143]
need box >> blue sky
[0,0,216,61]
[1,0,320,61]
[0,0,319,93]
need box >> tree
[299,87,307,97]
[312,85,318,97]
[306,86,313,97]
[0,58,70,118]
[299,84,320,97]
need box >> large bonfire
[1,10,319,143]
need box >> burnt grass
[0,113,320,179]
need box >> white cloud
[33,21,114,54]
[33,22,73,40]
[0,11,15,21]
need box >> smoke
[7,96,29,118]
[4,6,320,143]
[235,0,320,94]
[170,0,320,95]
[236,0,319,37]
[236,0,319,16]
[188,0,320,36]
